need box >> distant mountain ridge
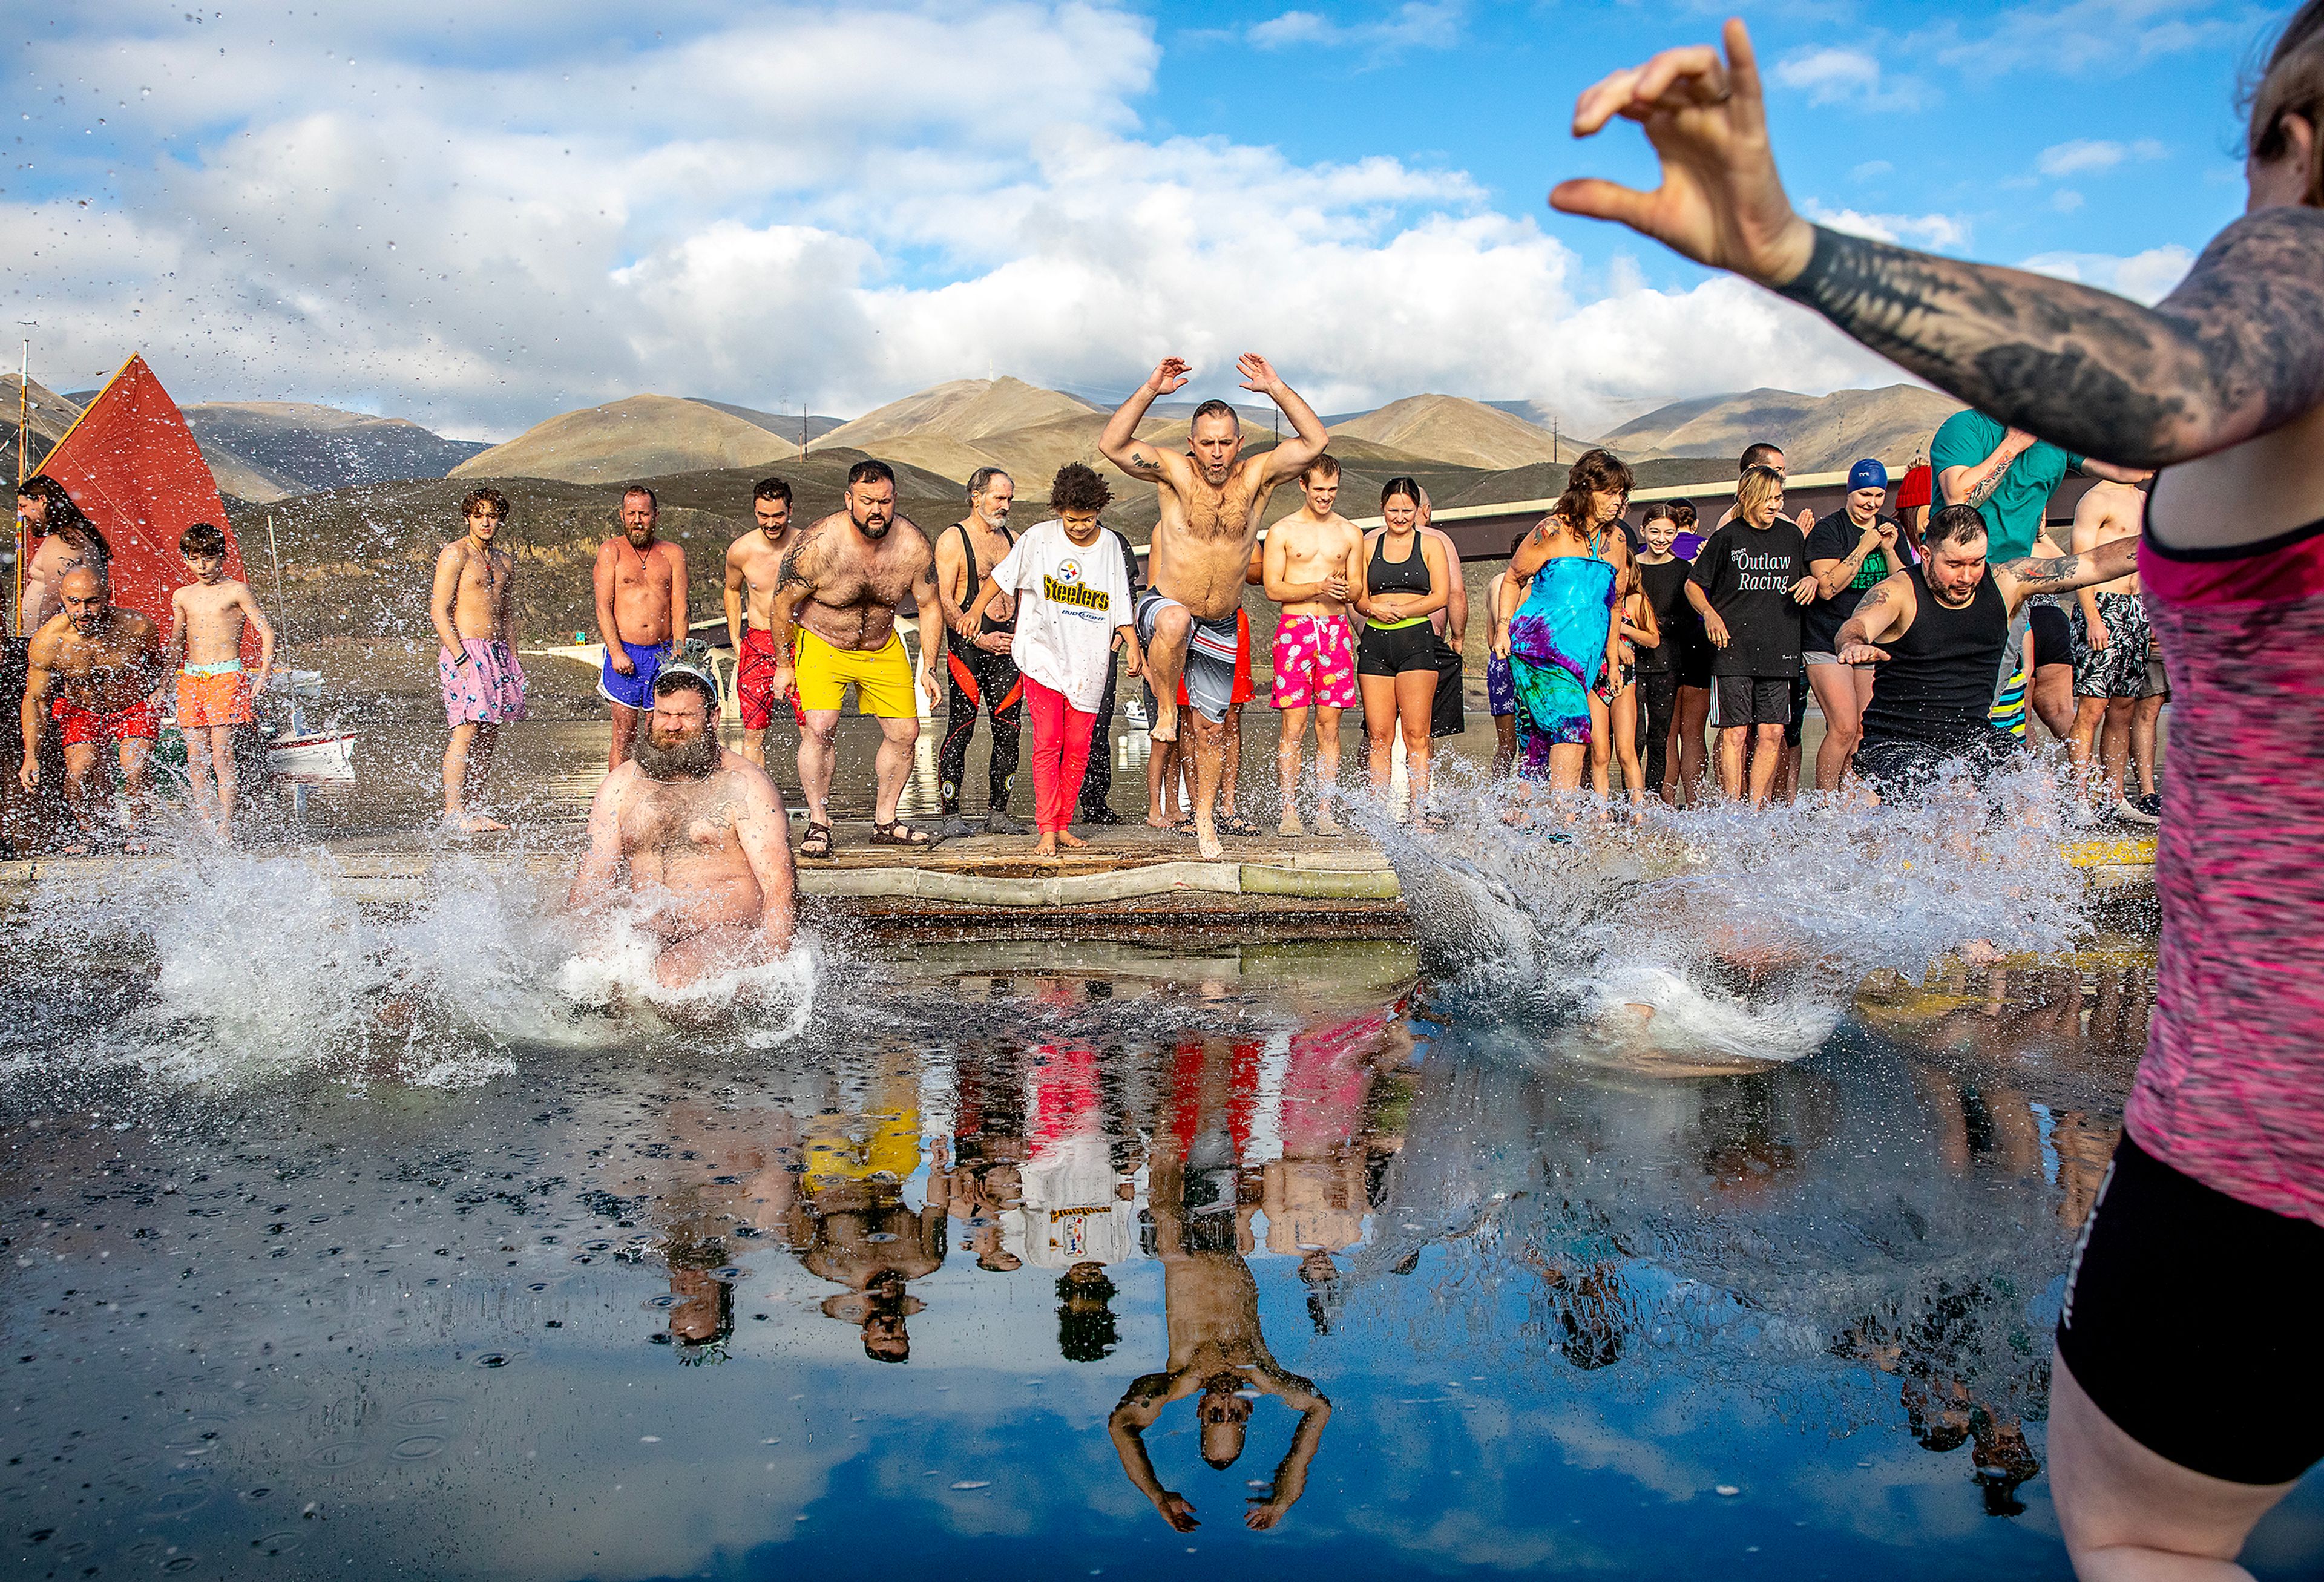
[451,394,805,484]
[183,402,490,497]
[1601,384,1954,473]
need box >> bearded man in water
[1099,356,1328,858]
[569,667,796,993]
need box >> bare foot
[1194,818,1223,861]
[1056,829,1088,849]
[1278,812,1306,837]
[442,811,509,834]
[1035,833,1059,858]
[1144,812,1182,830]
[1313,809,1342,836]
[1961,938,2005,967]
[1151,697,1179,743]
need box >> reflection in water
[8,942,2316,1578]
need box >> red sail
[33,354,257,658]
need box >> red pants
[1023,675,1097,833]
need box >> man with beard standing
[766,459,944,857]
[724,476,802,769]
[18,566,168,853]
[593,485,688,771]
[568,666,796,991]
[933,467,1028,840]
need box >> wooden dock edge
[0,852,1407,910]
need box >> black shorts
[1429,634,1465,738]
[2056,1132,2324,1485]
[1715,674,1793,728]
[1851,731,2017,802]
[1357,622,1439,677]
[1678,639,1712,691]
[2028,602,2073,672]
[1784,673,1810,749]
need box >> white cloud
[0,1,1961,442]
[1802,203,1974,252]
[1771,47,1928,110]
[1850,160,1894,182]
[1248,1,1465,54]
[2035,136,2168,177]
[2051,189,2087,212]
[1916,0,2250,77]
[2016,245,2197,304]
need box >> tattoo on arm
[1997,553,2082,594]
[1777,208,2324,467]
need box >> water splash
[1361,752,2090,1064]
[2,831,817,1086]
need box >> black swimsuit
[1357,532,1439,677]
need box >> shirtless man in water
[723,476,800,768]
[764,459,944,858]
[568,667,796,994]
[19,567,168,852]
[592,485,688,771]
[1560,13,2324,1571]
[1100,355,1328,858]
[1262,455,1363,835]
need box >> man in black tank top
[934,468,1028,838]
[1836,505,2142,802]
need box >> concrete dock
[0,821,1412,941]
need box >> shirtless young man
[568,667,796,998]
[19,567,167,853]
[592,485,688,770]
[430,487,524,833]
[932,466,1027,840]
[2066,478,2159,823]
[1558,17,2324,1569]
[723,476,799,768]
[1262,455,1364,836]
[167,521,275,838]
[1099,355,1328,859]
[764,459,944,858]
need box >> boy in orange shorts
[166,521,275,837]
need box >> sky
[0,0,2285,441]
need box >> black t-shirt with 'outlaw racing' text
[1688,519,1809,677]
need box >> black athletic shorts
[2056,1132,2324,1485]
[1357,621,1439,677]
[1677,638,1712,691]
[2028,602,2073,672]
[1715,674,1793,728]
[1429,633,1465,738]
[1784,673,1810,749]
[1852,732,2017,802]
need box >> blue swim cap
[1848,459,1889,493]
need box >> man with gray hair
[933,466,1028,839]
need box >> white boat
[268,730,356,781]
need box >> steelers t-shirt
[990,519,1136,712]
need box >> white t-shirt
[990,519,1134,712]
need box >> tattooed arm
[1554,19,2324,471]
[1938,428,2036,510]
[1994,538,2140,613]
[1101,358,1198,488]
[1833,571,1912,664]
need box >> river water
[4,724,2320,1579]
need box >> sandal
[868,819,934,848]
[1215,812,1262,838]
[798,822,834,859]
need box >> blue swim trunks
[599,640,666,710]
[1486,653,1515,718]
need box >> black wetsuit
[1854,562,2014,797]
[937,520,1023,818]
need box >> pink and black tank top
[2128,488,2324,1227]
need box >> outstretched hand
[1236,352,1282,394]
[1836,641,1889,665]
[1149,357,1192,396]
[1551,18,1816,289]
[1156,1493,1200,1532]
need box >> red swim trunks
[736,626,803,732]
[53,694,159,748]
[1177,607,1255,709]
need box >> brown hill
[810,376,1109,489]
[450,394,803,484]
[1,375,84,464]
[228,449,961,649]
[7,375,309,505]
[1603,385,1955,473]
[183,401,488,493]
[1333,394,1566,471]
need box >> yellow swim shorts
[793,626,918,718]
